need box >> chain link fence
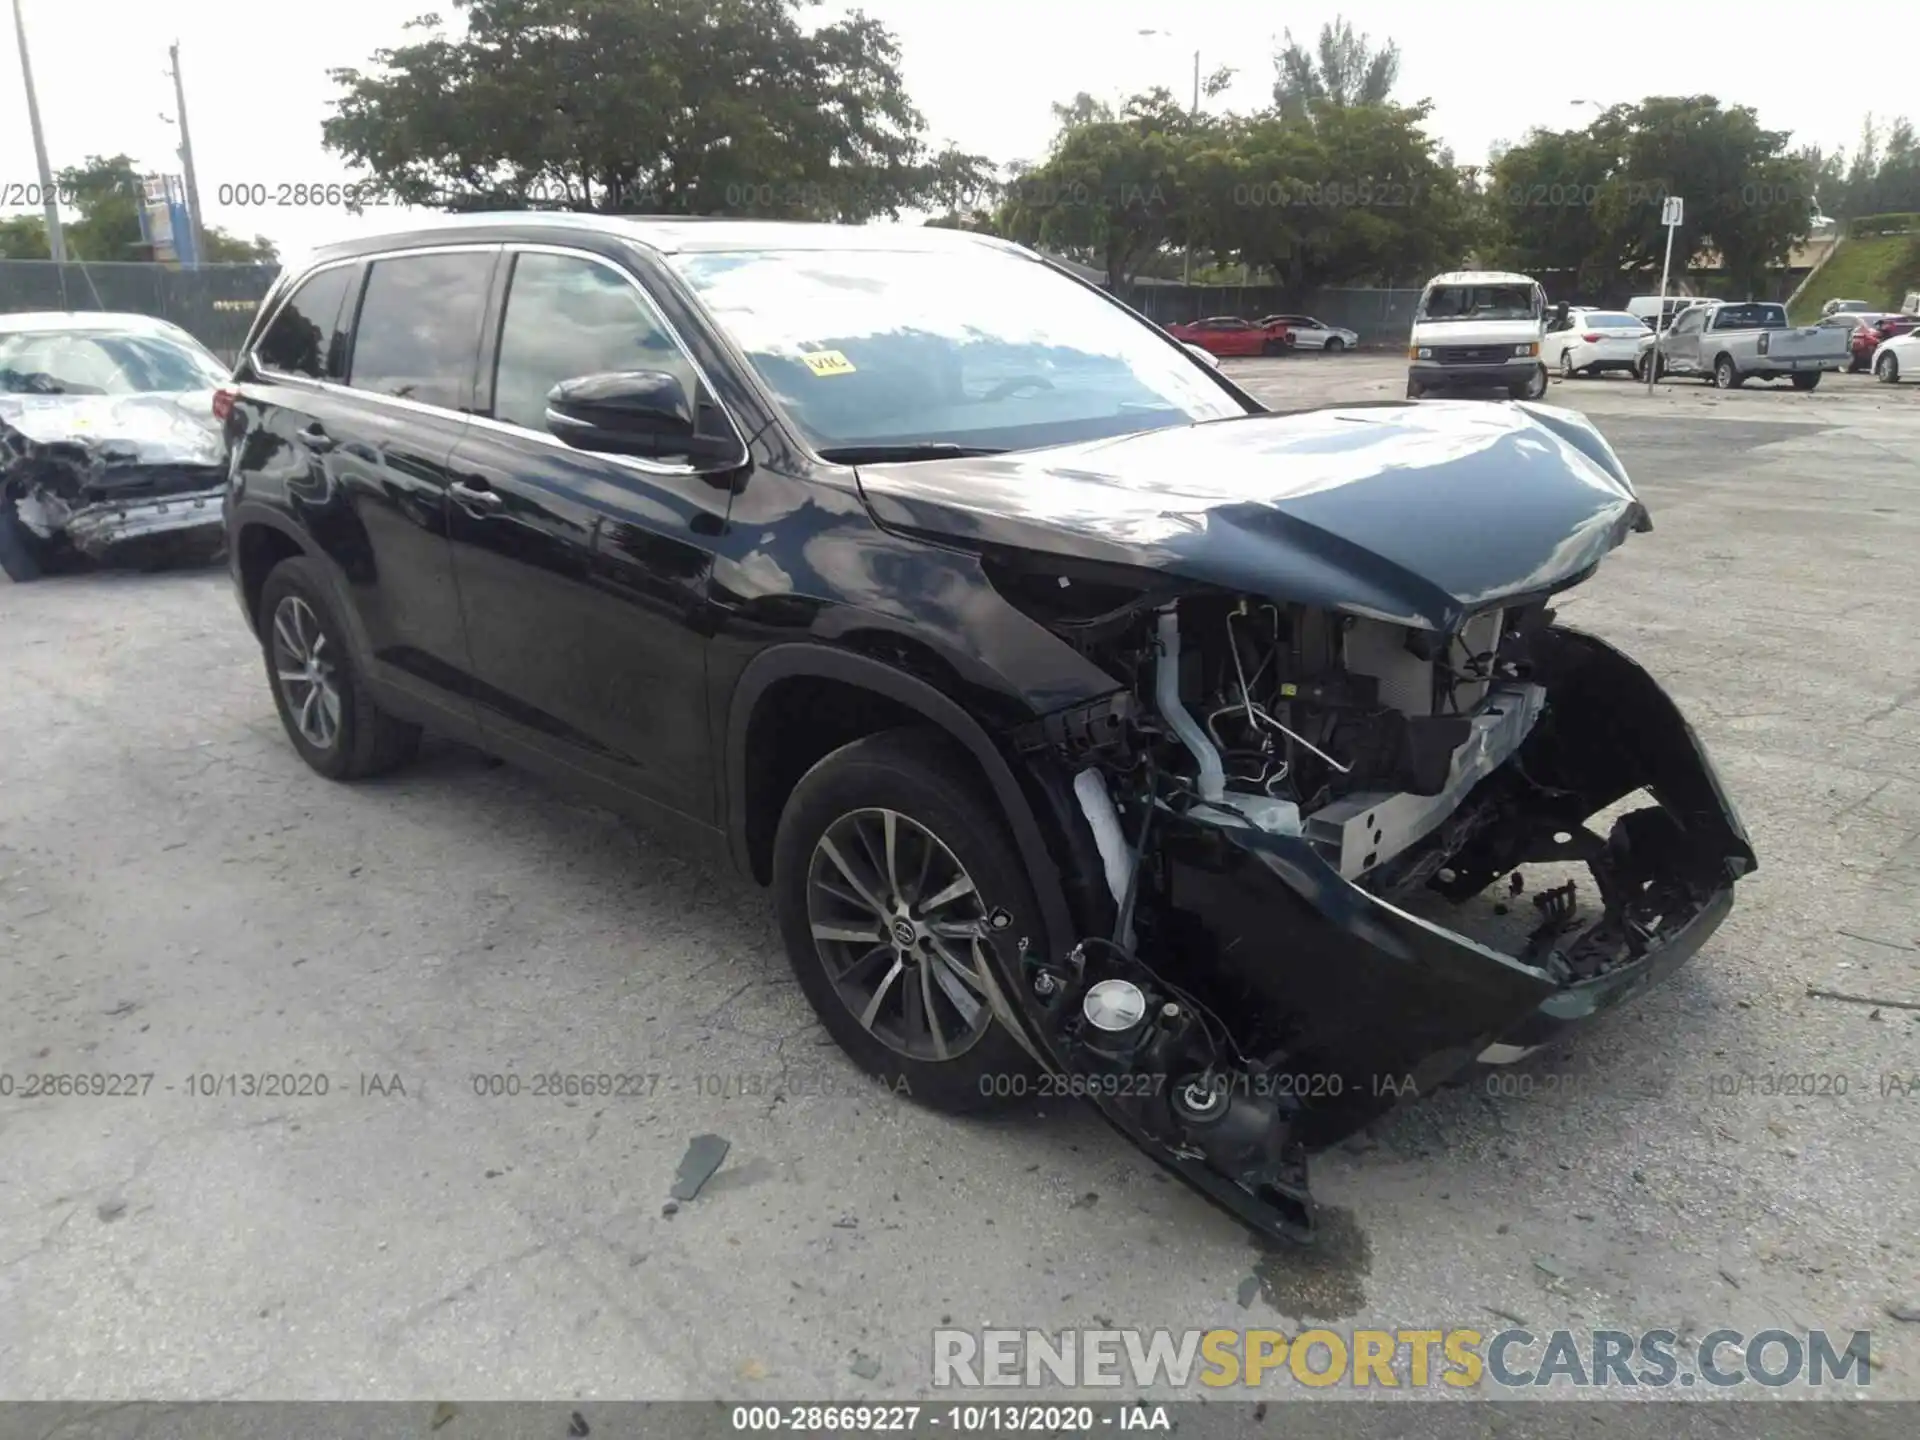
[0,261,281,364]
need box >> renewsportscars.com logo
[931,1327,1874,1391]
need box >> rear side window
[346,251,495,410]
[1713,303,1787,330]
[490,251,697,435]
[254,266,354,380]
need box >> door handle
[298,422,335,453]
[449,479,504,512]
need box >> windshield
[1581,313,1646,329]
[1713,303,1788,330]
[669,247,1247,454]
[0,328,229,395]
[1417,284,1540,322]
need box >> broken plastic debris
[670,1133,731,1201]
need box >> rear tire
[771,728,1045,1114]
[258,556,421,780]
[1560,350,1578,379]
[1877,351,1901,384]
[1790,372,1820,391]
[1713,355,1743,389]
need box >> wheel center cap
[890,918,917,949]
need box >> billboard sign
[137,174,198,266]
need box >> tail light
[212,388,237,422]
[1581,333,1602,343]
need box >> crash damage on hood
[858,401,1756,1244]
[0,390,227,579]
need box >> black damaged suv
[222,215,1754,1241]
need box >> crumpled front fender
[999,625,1755,1246]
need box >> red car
[1850,314,1912,374]
[1848,313,1920,372]
[1165,314,1293,357]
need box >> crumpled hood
[0,390,225,473]
[855,401,1649,633]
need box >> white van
[1406,271,1548,400]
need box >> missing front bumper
[989,626,1755,1246]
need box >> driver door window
[491,252,698,437]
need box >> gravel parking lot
[4,355,1918,1404]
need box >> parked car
[1872,328,1920,383]
[222,215,1754,1244]
[1541,308,1650,378]
[1165,315,1293,357]
[1255,314,1358,352]
[1626,294,1707,331]
[1405,270,1549,400]
[1848,313,1920,372]
[0,312,231,582]
[1815,310,1889,372]
[1821,298,1878,317]
[1642,300,1848,389]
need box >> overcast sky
[2,0,1913,263]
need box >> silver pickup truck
[1639,300,1849,390]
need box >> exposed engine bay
[993,578,1756,1242]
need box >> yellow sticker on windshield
[801,350,857,377]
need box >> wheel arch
[234,510,313,637]
[724,643,1080,966]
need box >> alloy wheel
[271,595,342,750]
[805,807,996,1062]
[1879,353,1900,383]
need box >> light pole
[167,42,208,267]
[10,0,67,263]
[1136,28,1201,285]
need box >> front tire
[1876,351,1901,384]
[1325,337,1345,354]
[1510,364,1548,400]
[258,557,421,780]
[771,729,1044,1113]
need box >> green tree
[1484,126,1620,289]
[1816,114,1920,219]
[1272,17,1400,120]
[1488,97,1814,297]
[323,0,979,220]
[1196,102,1472,299]
[201,230,280,263]
[0,155,279,263]
[58,154,148,261]
[998,90,1197,287]
[0,214,52,259]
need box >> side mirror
[544,370,744,468]
[1184,343,1220,369]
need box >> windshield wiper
[816,442,1008,464]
